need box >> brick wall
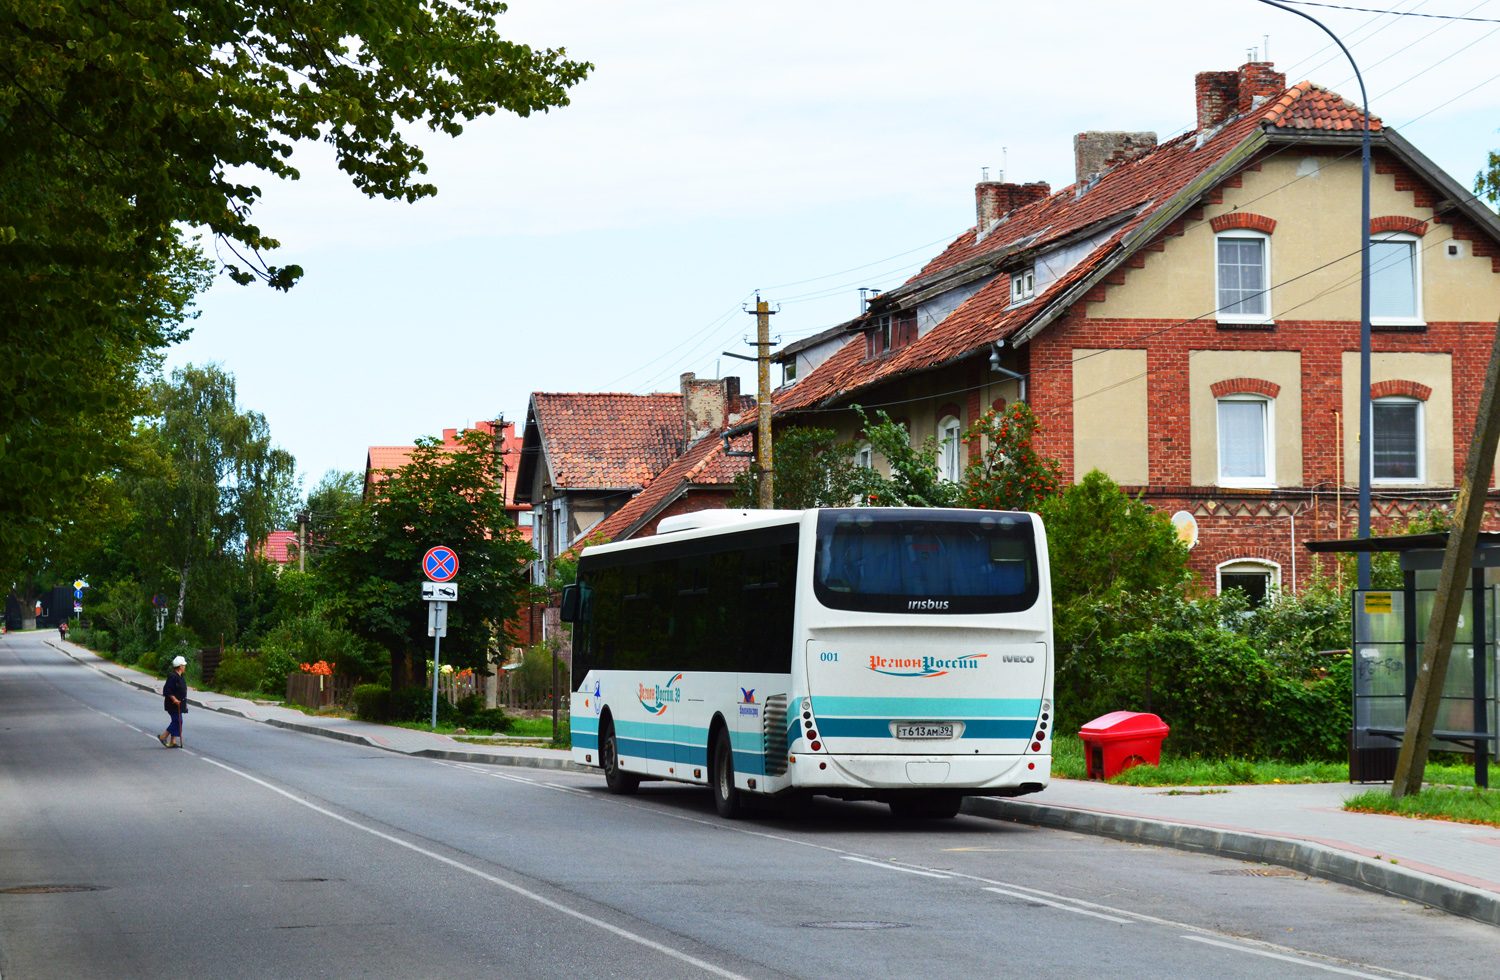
[1029,311,1500,586]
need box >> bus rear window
[814,510,1039,614]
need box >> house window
[1215,232,1270,322]
[1372,396,1423,482]
[784,360,798,385]
[855,442,873,469]
[1217,559,1280,609]
[939,416,963,482]
[1010,268,1035,305]
[1370,234,1421,323]
[1217,396,1274,487]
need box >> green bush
[137,649,159,673]
[213,648,266,694]
[462,707,510,732]
[258,649,301,697]
[352,684,391,722]
[1093,622,1350,761]
[391,684,456,724]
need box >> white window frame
[854,442,873,469]
[1010,268,1036,306]
[1216,394,1276,489]
[1216,558,1282,601]
[1214,230,1273,325]
[1371,395,1425,485]
[1369,232,1424,328]
[938,416,963,482]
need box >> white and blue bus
[561,507,1053,819]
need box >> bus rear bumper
[788,752,1050,793]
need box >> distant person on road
[159,656,188,748]
[57,620,67,641]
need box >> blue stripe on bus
[576,731,599,752]
[815,717,1036,739]
[810,696,1041,718]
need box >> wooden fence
[285,673,355,710]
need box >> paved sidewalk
[39,636,1500,926]
[45,637,581,771]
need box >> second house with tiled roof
[515,374,751,580]
[769,60,1500,600]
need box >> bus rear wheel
[888,791,962,819]
[711,732,744,819]
[600,718,639,795]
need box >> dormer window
[1010,268,1035,305]
[865,312,916,358]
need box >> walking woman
[159,655,188,748]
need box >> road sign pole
[431,628,442,730]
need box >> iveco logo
[1002,654,1035,663]
[907,599,950,610]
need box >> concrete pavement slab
[44,637,582,772]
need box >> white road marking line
[1183,936,1408,980]
[983,886,1131,924]
[840,856,951,879]
[936,870,1439,980]
[196,757,752,980]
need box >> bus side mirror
[559,583,580,623]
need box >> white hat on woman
[171,655,187,667]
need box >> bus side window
[740,543,796,674]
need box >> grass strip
[1344,786,1500,828]
[1050,734,1475,787]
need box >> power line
[1283,0,1500,21]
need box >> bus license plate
[896,723,954,740]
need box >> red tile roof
[1261,81,1380,132]
[773,76,1384,417]
[364,421,528,512]
[526,392,686,490]
[260,530,297,565]
[589,429,752,542]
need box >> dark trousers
[165,710,182,738]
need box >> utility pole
[1392,317,1500,798]
[296,509,308,573]
[746,293,778,509]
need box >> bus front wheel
[711,732,744,819]
[601,718,639,795]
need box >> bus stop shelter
[1306,532,1497,787]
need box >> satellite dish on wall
[1171,511,1199,550]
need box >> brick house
[766,60,1500,599]
[515,373,752,578]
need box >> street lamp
[1253,0,1373,588]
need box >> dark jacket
[163,672,187,714]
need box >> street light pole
[1254,0,1373,587]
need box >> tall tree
[131,364,297,625]
[730,427,876,509]
[1,2,588,569]
[321,429,535,690]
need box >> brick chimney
[1237,61,1285,113]
[680,372,738,444]
[1073,132,1156,189]
[1196,62,1286,132]
[975,180,1052,229]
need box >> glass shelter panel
[1352,587,1498,752]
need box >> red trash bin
[1079,711,1170,780]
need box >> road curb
[965,796,1500,928]
[45,638,582,773]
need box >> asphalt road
[3,629,1498,980]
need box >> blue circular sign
[423,546,459,582]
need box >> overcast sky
[164,0,1500,491]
